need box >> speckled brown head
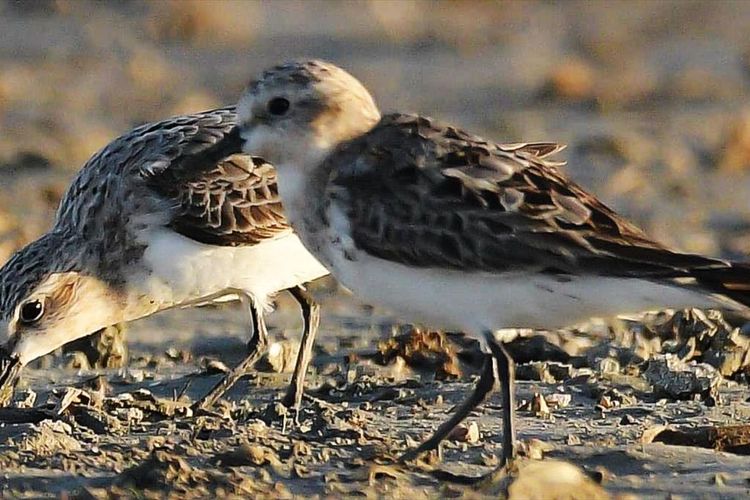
[0,231,122,374]
[236,60,381,169]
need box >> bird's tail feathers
[692,262,750,309]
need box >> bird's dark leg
[484,332,516,465]
[453,334,519,486]
[193,295,269,411]
[280,285,320,411]
[399,351,498,463]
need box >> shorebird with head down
[0,106,329,412]
[223,59,750,469]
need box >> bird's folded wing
[135,107,291,246]
[327,113,726,277]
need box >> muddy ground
[2,1,750,498]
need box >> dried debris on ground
[2,307,750,497]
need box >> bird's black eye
[19,300,44,325]
[267,97,290,116]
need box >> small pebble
[546,393,571,409]
[448,421,480,444]
[532,392,551,418]
[620,414,637,425]
[566,434,581,446]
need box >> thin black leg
[280,285,320,411]
[399,352,498,463]
[193,296,269,411]
[485,332,516,465]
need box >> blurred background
[1,0,750,356]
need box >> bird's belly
[328,247,720,334]
[139,229,329,308]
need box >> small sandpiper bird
[0,106,329,411]
[223,60,750,468]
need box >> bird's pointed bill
[0,345,22,407]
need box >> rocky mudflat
[2,1,750,498]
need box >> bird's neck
[276,163,320,222]
[275,158,332,255]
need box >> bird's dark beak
[215,125,246,158]
[0,345,22,407]
[179,125,246,172]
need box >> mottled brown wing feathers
[329,113,725,278]
[55,107,288,249]
[135,108,290,246]
[166,155,290,245]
